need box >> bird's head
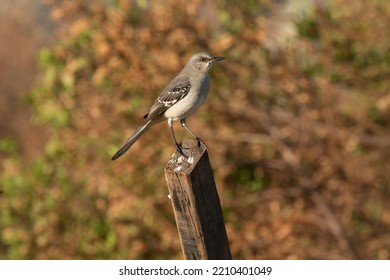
[189,52,225,73]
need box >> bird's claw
[176,143,186,157]
[196,138,201,148]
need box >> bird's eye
[200,56,207,62]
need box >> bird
[111,52,225,161]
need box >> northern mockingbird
[111,52,225,160]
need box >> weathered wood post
[164,140,232,260]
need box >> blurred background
[1,0,390,259]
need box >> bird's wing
[144,75,191,121]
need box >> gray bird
[111,52,225,161]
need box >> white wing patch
[143,77,191,121]
[157,84,191,107]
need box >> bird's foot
[196,137,202,148]
[176,143,187,157]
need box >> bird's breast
[164,76,210,120]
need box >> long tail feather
[111,121,151,161]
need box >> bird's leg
[168,118,185,156]
[180,119,202,147]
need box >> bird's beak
[212,56,225,62]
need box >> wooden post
[165,140,232,260]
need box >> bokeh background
[1,0,390,259]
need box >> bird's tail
[111,120,152,161]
